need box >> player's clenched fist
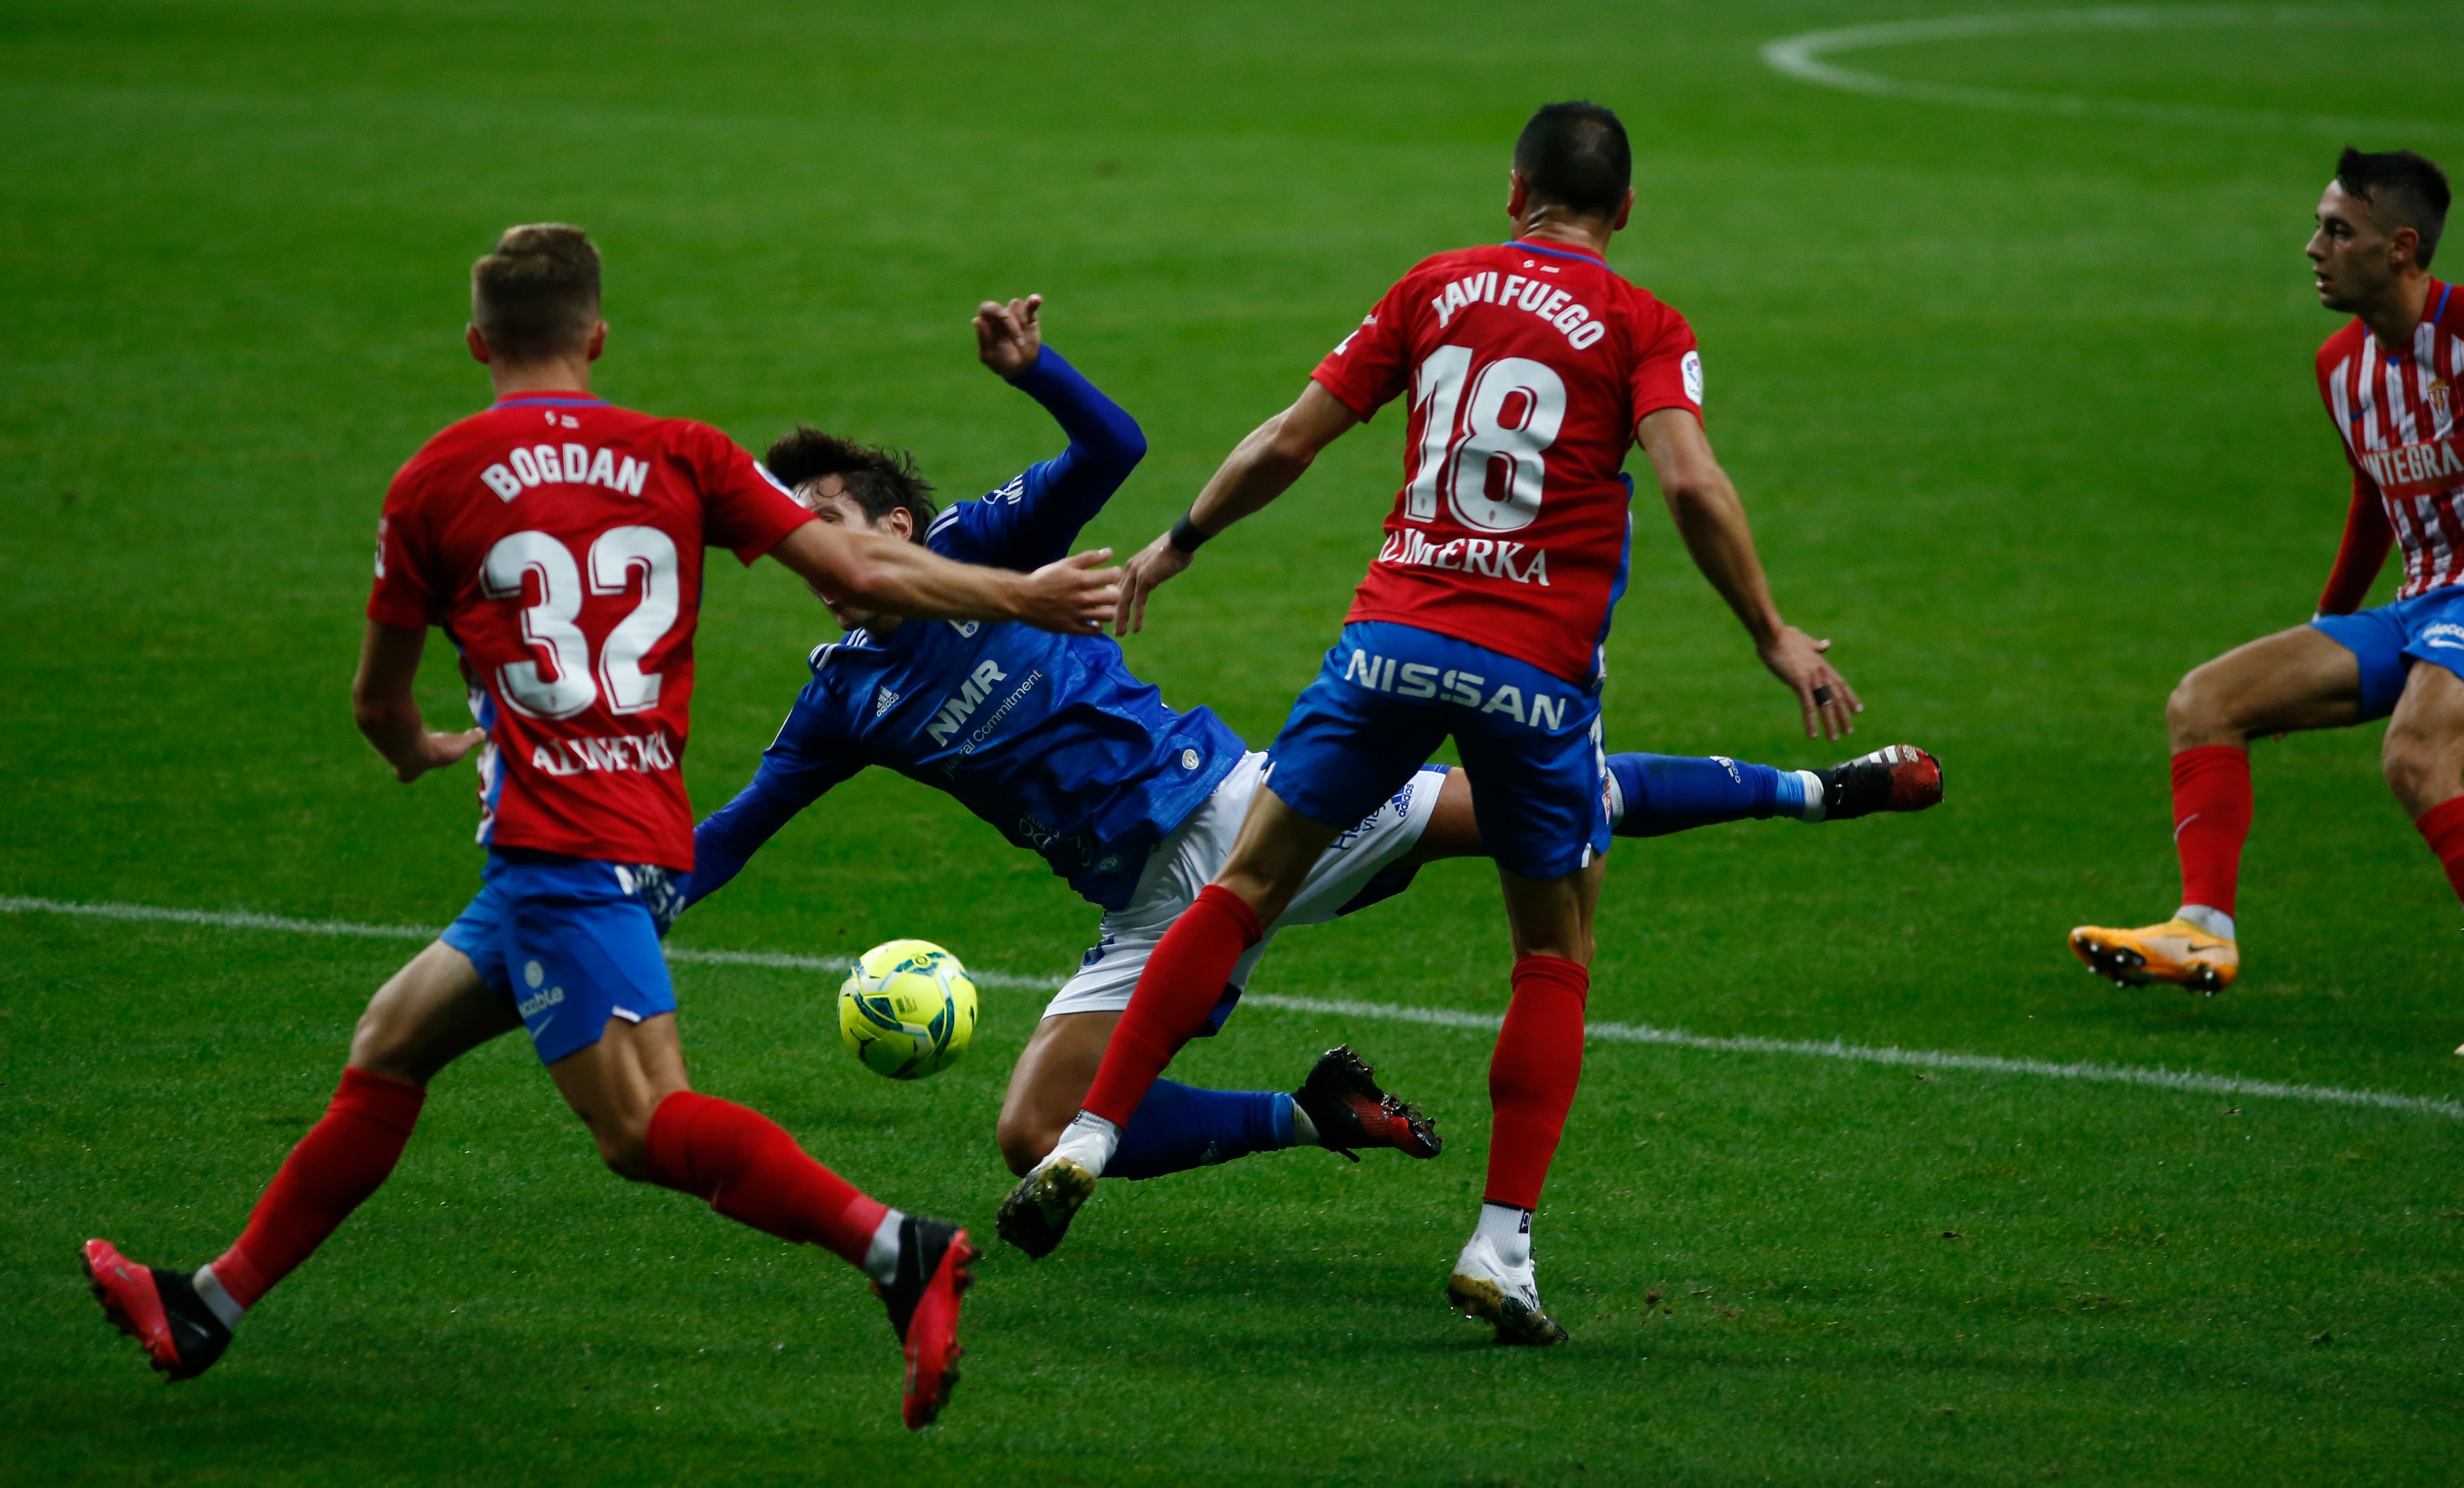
[975,294,1044,378]
[1017,549,1122,634]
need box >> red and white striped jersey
[2317,280,2464,598]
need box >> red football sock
[212,1066,425,1308]
[2170,745,2252,917]
[643,1091,887,1270]
[2415,796,2464,905]
[1082,885,1263,1127]
[1483,956,1589,1212]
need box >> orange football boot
[2068,917,2239,995]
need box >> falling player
[681,293,1943,1195]
[2071,150,2461,999]
[78,226,1121,1428]
[999,102,1866,1345]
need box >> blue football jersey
[693,347,1247,911]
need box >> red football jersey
[367,392,815,871]
[1311,238,1701,684]
[2316,279,2464,599]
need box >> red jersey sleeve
[1309,277,1416,423]
[1628,295,1702,430]
[365,462,441,629]
[2317,467,2393,615]
[686,423,817,564]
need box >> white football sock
[1475,1200,1533,1270]
[862,1209,906,1286]
[2176,904,2236,941]
[1045,1110,1120,1177]
[1795,770,1826,822]
[192,1264,245,1331]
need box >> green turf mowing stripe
[13,893,2455,1122]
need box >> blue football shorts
[440,850,691,1066]
[1266,620,1608,882]
[2309,585,2464,721]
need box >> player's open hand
[1759,626,1861,741]
[1113,529,1192,635]
[975,294,1044,379]
[1017,548,1121,634]
[395,726,487,784]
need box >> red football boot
[874,1216,976,1429]
[82,1239,232,1381]
[1816,744,1943,820]
[1294,1045,1444,1161]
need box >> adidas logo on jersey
[875,686,901,718]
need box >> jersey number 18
[1402,345,1567,535]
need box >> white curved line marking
[1762,7,2459,138]
[10,892,2456,1121]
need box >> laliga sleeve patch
[1682,350,1704,407]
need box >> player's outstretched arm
[1114,380,1359,635]
[970,295,1148,564]
[768,519,1120,634]
[1636,408,1861,741]
[350,620,487,783]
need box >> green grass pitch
[6,2,2464,1482]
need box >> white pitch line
[0,894,1068,989]
[8,894,2455,1120]
[1240,993,2464,1122]
[1761,7,2463,140]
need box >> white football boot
[1445,1231,1570,1346]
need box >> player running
[79,226,1120,1428]
[682,294,1943,1198]
[2071,150,2463,998]
[999,103,1868,1345]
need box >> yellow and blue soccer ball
[837,939,977,1080]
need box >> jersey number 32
[481,527,681,720]
[1403,345,1567,535]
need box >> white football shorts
[1041,750,1446,1022]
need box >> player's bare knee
[347,993,427,1085]
[2381,725,2461,815]
[996,1109,1059,1176]
[2166,666,2236,747]
[593,1120,656,1182]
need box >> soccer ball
[837,939,978,1080]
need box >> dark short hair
[2337,147,2451,268]
[762,427,937,538]
[1513,101,1631,220]
[472,224,601,362]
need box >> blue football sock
[1104,1080,1296,1180]
[1607,752,1796,837]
